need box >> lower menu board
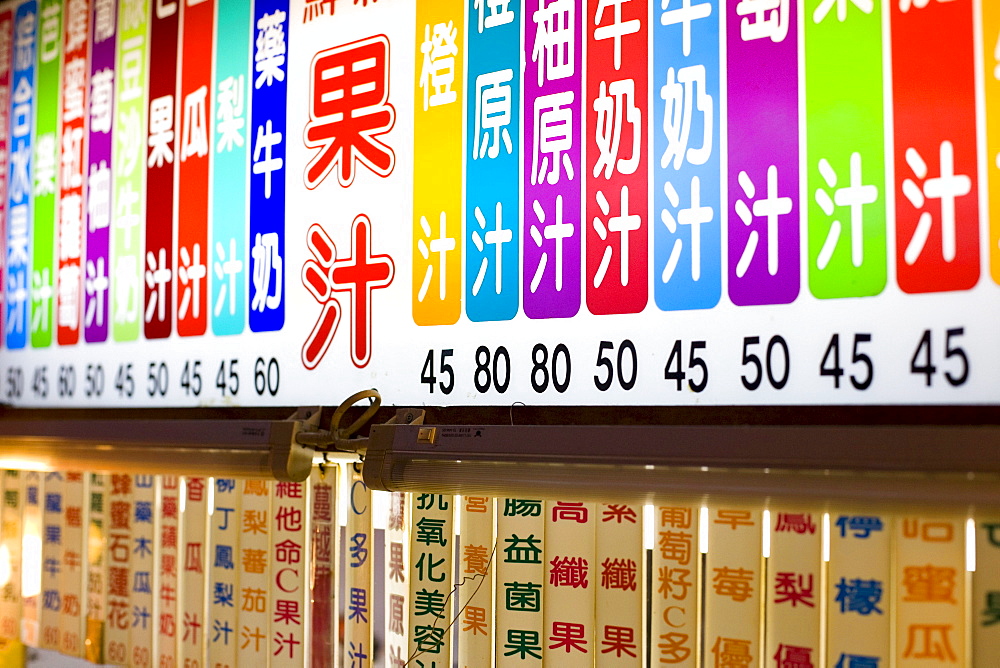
[0,0,997,407]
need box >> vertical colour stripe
[523,0,582,319]
[726,0,799,306]
[465,0,519,322]
[83,0,113,343]
[6,0,38,350]
[585,0,648,315]
[142,0,180,339]
[111,0,147,342]
[175,0,214,337]
[209,0,249,336]
[412,0,463,326]
[29,0,60,349]
[247,0,288,333]
[56,0,90,345]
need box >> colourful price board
[0,0,995,409]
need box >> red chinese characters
[302,214,394,369]
[304,35,395,188]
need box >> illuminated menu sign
[0,0,996,408]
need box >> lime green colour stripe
[30,0,62,347]
[111,0,148,342]
[805,0,887,299]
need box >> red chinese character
[275,539,302,564]
[65,506,82,527]
[552,501,589,523]
[161,525,177,549]
[186,478,205,502]
[275,482,303,499]
[184,543,203,573]
[549,621,588,654]
[304,35,395,188]
[603,625,637,658]
[600,558,637,591]
[182,612,200,644]
[774,572,815,608]
[774,643,814,668]
[162,495,178,519]
[549,556,589,588]
[602,504,638,523]
[312,483,332,521]
[302,215,394,368]
[109,501,130,530]
[275,506,303,532]
[273,631,301,658]
[274,599,301,626]
[775,513,816,534]
[111,475,131,495]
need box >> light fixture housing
[0,407,324,481]
[360,422,1000,508]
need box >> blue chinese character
[134,501,153,523]
[44,493,61,513]
[349,532,368,568]
[213,582,235,608]
[835,577,883,615]
[835,654,878,668]
[133,536,153,557]
[835,515,883,538]
[214,544,235,570]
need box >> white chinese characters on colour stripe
[87,162,110,232]
[180,86,209,161]
[736,0,788,42]
[178,244,206,320]
[94,0,115,41]
[660,0,711,57]
[417,212,456,302]
[251,232,282,312]
[735,166,792,278]
[594,79,640,179]
[475,0,514,32]
[813,0,871,23]
[660,64,713,284]
[593,187,640,288]
[85,258,108,327]
[814,153,877,270]
[147,95,175,168]
[65,0,88,51]
[901,141,971,266]
[420,22,459,110]
[58,265,80,328]
[472,203,512,296]
[253,121,282,199]
[530,196,574,293]
[474,69,514,160]
[213,240,243,317]
[34,133,56,196]
[62,129,84,188]
[532,92,575,185]
[31,268,51,332]
[533,0,575,85]
[39,3,60,64]
[216,76,245,153]
[594,0,640,70]
[255,11,286,89]
[144,248,170,324]
[661,176,712,283]
[113,255,138,325]
[63,58,86,122]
